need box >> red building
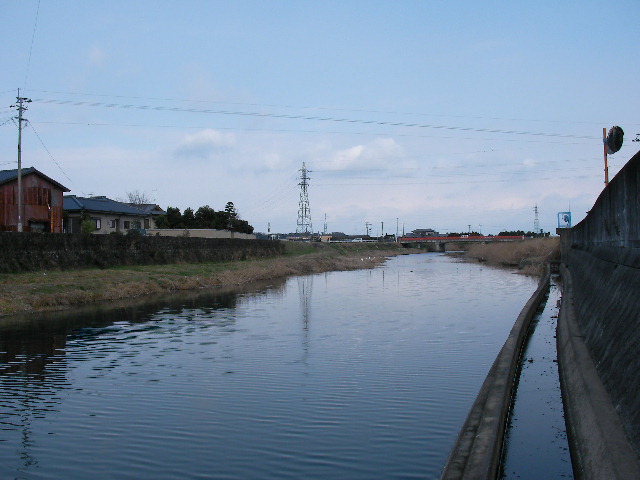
[0,167,69,232]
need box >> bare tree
[124,190,153,205]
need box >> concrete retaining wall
[558,263,640,479]
[558,149,640,478]
[440,269,550,479]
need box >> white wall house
[63,195,165,234]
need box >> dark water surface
[501,280,573,479]
[1,253,537,479]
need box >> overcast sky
[1,1,638,235]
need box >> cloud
[88,46,107,68]
[321,137,405,174]
[173,129,236,160]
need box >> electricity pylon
[296,162,313,234]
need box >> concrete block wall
[560,149,640,474]
[571,150,640,248]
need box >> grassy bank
[460,237,560,276]
[0,242,404,317]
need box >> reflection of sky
[0,284,279,475]
[0,254,537,479]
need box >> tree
[165,207,183,228]
[154,214,169,229]
[182,207,196,228]
[230,218,254,234]
[125,190,153,205]
[225,201,237,219]
[80,213,94,234]
[194,205,219,228]
[155,203,254,233]
[127,220,143,236]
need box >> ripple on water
[0,253,537,480]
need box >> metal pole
[603,127,609,185]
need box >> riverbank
[0,242,404,317]
[459,237,560,276]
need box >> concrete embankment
[440,269,550,479]
[558,261,640,479]
[556,149,640,478]
[441,150,640,479]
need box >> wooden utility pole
[12,89,32,232]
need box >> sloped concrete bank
[440,269,550,480]
[558,260,640,479]
[556,149,640,479]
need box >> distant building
[0,167,69,232]
[406,228,440,238]
[63,195,164,234]
[125,203,166,229]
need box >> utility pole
[603,127,609,186]
[11,89,32,232]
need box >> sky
[1,1,638,236]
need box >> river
[0,253,537,479]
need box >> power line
[28,119,595,147]
[26,122,84,195]
[313,174,594,187]
[23,0,41,89]
[32,97,599,141]
[26,88,639,127]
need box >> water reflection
[0,279,287,474]
[298,275,313,331]
[0,254,537,479]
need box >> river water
[0,253,537,479]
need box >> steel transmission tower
[533,204,540,234]
[296,162,313,234]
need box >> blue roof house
[63,195,165,234]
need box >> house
[125,203,166,229]
[407,228,440,238]
[63,195,165,234]
[0,167,69,232]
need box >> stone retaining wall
[0,232,284,273]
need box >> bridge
[398,234,524,251]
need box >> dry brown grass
[0,242,404,317]
[462,237,560,276]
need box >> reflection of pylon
[296,162,313,234]
[534,204,540,234]
[298,276,313,331]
